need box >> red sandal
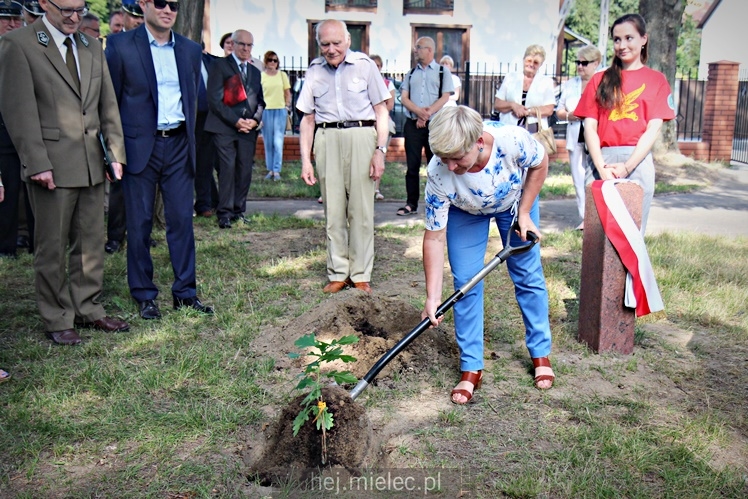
[532,357,555,390]
[451,370,483,404]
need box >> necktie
[63,37,80,90]
[240,62,247,84]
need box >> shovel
[349,223,539,400]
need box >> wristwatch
[376,145,387,154]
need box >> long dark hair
[596,13,648,110]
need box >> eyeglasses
[415,45,429,50]
[575,60,593,67]
[234,41,253,49]
[47,0,88,18]
[266,58,278,63]
[151,0,179,12]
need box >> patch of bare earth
[242,194,748,496]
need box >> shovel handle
[349,224,539,401]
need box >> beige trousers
[314,126,377,282]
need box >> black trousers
[194,110,218,213]
[403,119,433,210]
[107,180,126,243]
[0,148,34,256]
[214,131,257,219]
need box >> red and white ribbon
[590,180,664,317]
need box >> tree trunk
[639,0,686,153]
[174,0,205,44]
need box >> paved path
[245,163,748,237]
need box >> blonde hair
[439,55,454,68]
[576,45,601,63]
[428,106,483,158]
[524,44,546,63]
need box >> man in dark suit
[0,0,130,344]
[105,0,213,319]
[194,47,218,217]
[0,0,27,258]
[205,29,264,229]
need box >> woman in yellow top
[260,51,292,181]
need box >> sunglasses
[575,60,593,67]
[151,0,179,12]
[267,58,279,63]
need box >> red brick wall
[701,61,740,162]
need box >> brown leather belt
[316,120,376,130]
[155,122,186,137]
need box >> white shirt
[424,121,544,231]
[42,14,79,78]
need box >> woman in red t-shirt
[574,13,675,232]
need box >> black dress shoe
[173,296,214,314]
[230,214,250,225]
[105,240,121,254]
[218,218,232,229]
[138,299,162,320]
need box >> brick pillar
[702,61,740,162]
[577,183,643,355]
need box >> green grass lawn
[1,159,745,498]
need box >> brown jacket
[0,19,125,187]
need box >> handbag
[531,108,557,156]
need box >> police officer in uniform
[21,0,41,25]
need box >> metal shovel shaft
[349,230,538,400]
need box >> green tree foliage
[677,13,701,74]
[565,0,700,74]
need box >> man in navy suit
[105,0,213,319]
[204,29,264,229]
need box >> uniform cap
[22,0,42,16]
[121,0,143,17]
[0,0,23,17]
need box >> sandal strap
[459,370,483,386]
[532,357,552,369]
[450,388,474,404]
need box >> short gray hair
[428,106,483,158]
[315,19,349,45]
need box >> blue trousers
[446,198,552,371]
[123,132,197,303]
[262,109,286,174]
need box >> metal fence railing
[733,80,748,163]
[280,57,706,145]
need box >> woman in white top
[439,55,461,107]
[556,45,602,229]
[493,44,556,131]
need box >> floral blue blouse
[424,121,544,231]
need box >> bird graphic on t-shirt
[609,83,646,122]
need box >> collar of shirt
[231,52,249,70]
[416,59,440,72]
[41,14,76,52]
[145,24,175,47]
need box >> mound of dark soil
[253,292,459,381]
[250,385,371,485]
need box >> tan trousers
[314,126,376,282]
[27,182,106,331]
